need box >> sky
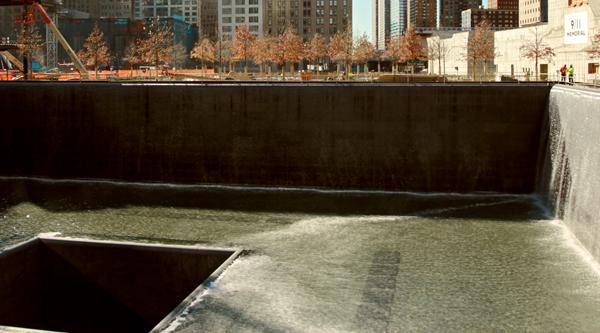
[353,1,372,40]
[352,0,489,41]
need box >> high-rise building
[488,0,518,10]
[0,6,20,39]
[407,0,436,28]
[138,0,200,26]
[461,7,518,29]
[372,0,379,46]
[218,0,263,40]
[390,0,407,38]
[263,0,352,41]
[62,0,133,18]
[374,0,409,47]
[62,0,101,17]
[372,0,390,50]
[200,0,219,40]
[518,0,547,26]
[439,0,480,27]
[98,0,134,18]
[376,0,391,50]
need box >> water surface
[1,178,599,332]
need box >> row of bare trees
[188,25,429,78]
[14,18,600,81]
[190,25,357,78]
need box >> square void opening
[0,236,240,333]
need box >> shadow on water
[355,251,401,332]
[0,177,549,221]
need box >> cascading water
[2,84,600,332]
[544,86,600,262]
[2,177,600,332]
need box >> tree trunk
[95,65,99,80]
[443,56,446,75]
[281,64,285,80]
[483,60,488,80]
[346,62,350,80]
[23,55,29,80]
[535,56,539,81]
[364,63,368,74]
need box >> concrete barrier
[0,82,551,192]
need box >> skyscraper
[0,6,20,39]
[439,0,480,27]
[377,0,390,50]
[62,0,133,18]
[488,0,518,10]
[390,0,407,39]
[373,0,398,50]
[61,0,101,17]
[519,0,547,26]
[218,0,263,40]
[138,0,200,26]
[98,0,134,18]
[263,0,352,41]
[200,0,219,40]
[407,0,436,28]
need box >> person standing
[568,65,575,83]
[560,64,567,83]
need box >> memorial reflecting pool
[1,178,600,332]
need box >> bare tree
[139,18,174,72]
[586,32,600,59]
[233,24,256,73]
[215,37,233,73]
[272,34,287,78]
[124,40,142,75]
[172,43,187,69]
[281,27,304,76]
[252,35,274,74]
[79,23,111,79]
[191,37,216,72]
[353,34,376,74]
[271,27,303,79]
[427,37,450,75]
[466,20,495,80]
[399,26,426,74]
[384,37,402,73]
[520,27,555,80]
[329,26,353,79]
[306,33,328,75]
[16,23,44,79]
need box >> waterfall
[544,85,600,262]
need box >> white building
[218,0,263,40]
[427,0,600,83]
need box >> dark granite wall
[0,83,551,192]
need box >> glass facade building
[390,0,407,39]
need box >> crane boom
[0,50,23,71]
[31,2,89,78]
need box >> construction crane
[0,37,23,71]
[15,1,88,78]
